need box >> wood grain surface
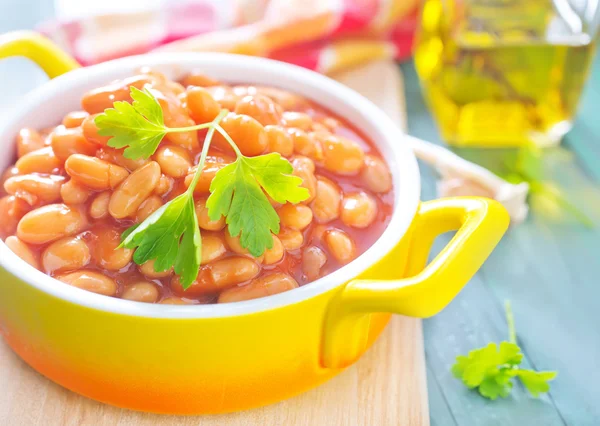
[403,59,600,426]
[0,61,429,426]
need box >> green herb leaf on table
[451,301,557,400]
[516,370,557,398]
[95,87,168,160]
[207,153,309,257]
[97,86,309,288]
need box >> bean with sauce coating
[17,204,88,245]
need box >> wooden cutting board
[0,61,428,426]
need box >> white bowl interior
[0,53,420,317]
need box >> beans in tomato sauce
[0,69,394,304]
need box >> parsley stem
[215,125,243,157]
[166,122,213,133]
[185,109,229,196]
[504,300,517,344]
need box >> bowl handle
[321,197,509,368]
[0,30,80,78]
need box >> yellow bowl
[0,32,509,414]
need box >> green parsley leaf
[206,153,309,257]
[97,86,310,289]
[451,342,522,388]
[120,193,201,287]
[516,370,557,398]
[95,86,167,160]
[451,301,557,400]
[478,369,514,400]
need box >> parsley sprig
[452,301,557,400]
[96,86,309,288]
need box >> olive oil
[415,0,597,147]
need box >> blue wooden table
[401,60,600,425]
[1,1,599,424]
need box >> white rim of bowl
[0,53,420,318]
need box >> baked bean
[135,195,163,222]
[320,134,365,175]
[218,273,298,303]
[231,86,255,97]
[290,129,323,160]
[278,228,304,251]
[109,162,161,219]
[302,246,327,281]
[0,196,30,238]
[182,71,220,87]
[50,126,98,161]
[282,111,312,130]
[97,147,150,171]
[310,122,329,133]
[15,147,61,174]
[278,203,313,230]
[310,224,327,242]
[171,256,259,296]
[81,75,154,114]
[320,117,340,130]
[186,86,221,123]
[205,86,239,110]
[265,125,294,157]
[205,256,260,288]
[1,167,19,188]
[201,234,227,265]
[195,198,225,231]
[91,227,133,271]
[60,180,91,204]
[138,67,168,84]
[311,177,341,223]
[89,192,110,219]
[160,297,194,305]
[263,235,284,265]
[341,192,377,228]
[154,174,174,196]
[65,154,129,190]
[165,81,185,96]
[324,229,357,264]
[57,270,117,296]
[292,155,315,173]
[5,236,39,268]
[180,92,189,106]
[139,259,172,278]
[255,86,304,110]
[82,114,111,146]
[361,154,392,193]
[62,111,89,128]
[159,96,199,149]
[4,174,65,204]
[185,160,228,194]
[17,204,88,244]
[206,150,236,164]
[42,236,90,274]
[222,229,264,262]
[154,145,192,178]
[235,94,282,126]
[291,156,317,202]
[212,113,268,156]
[122,281,160,303]
[17,128,45,157]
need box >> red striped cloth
[39,0,419,73]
